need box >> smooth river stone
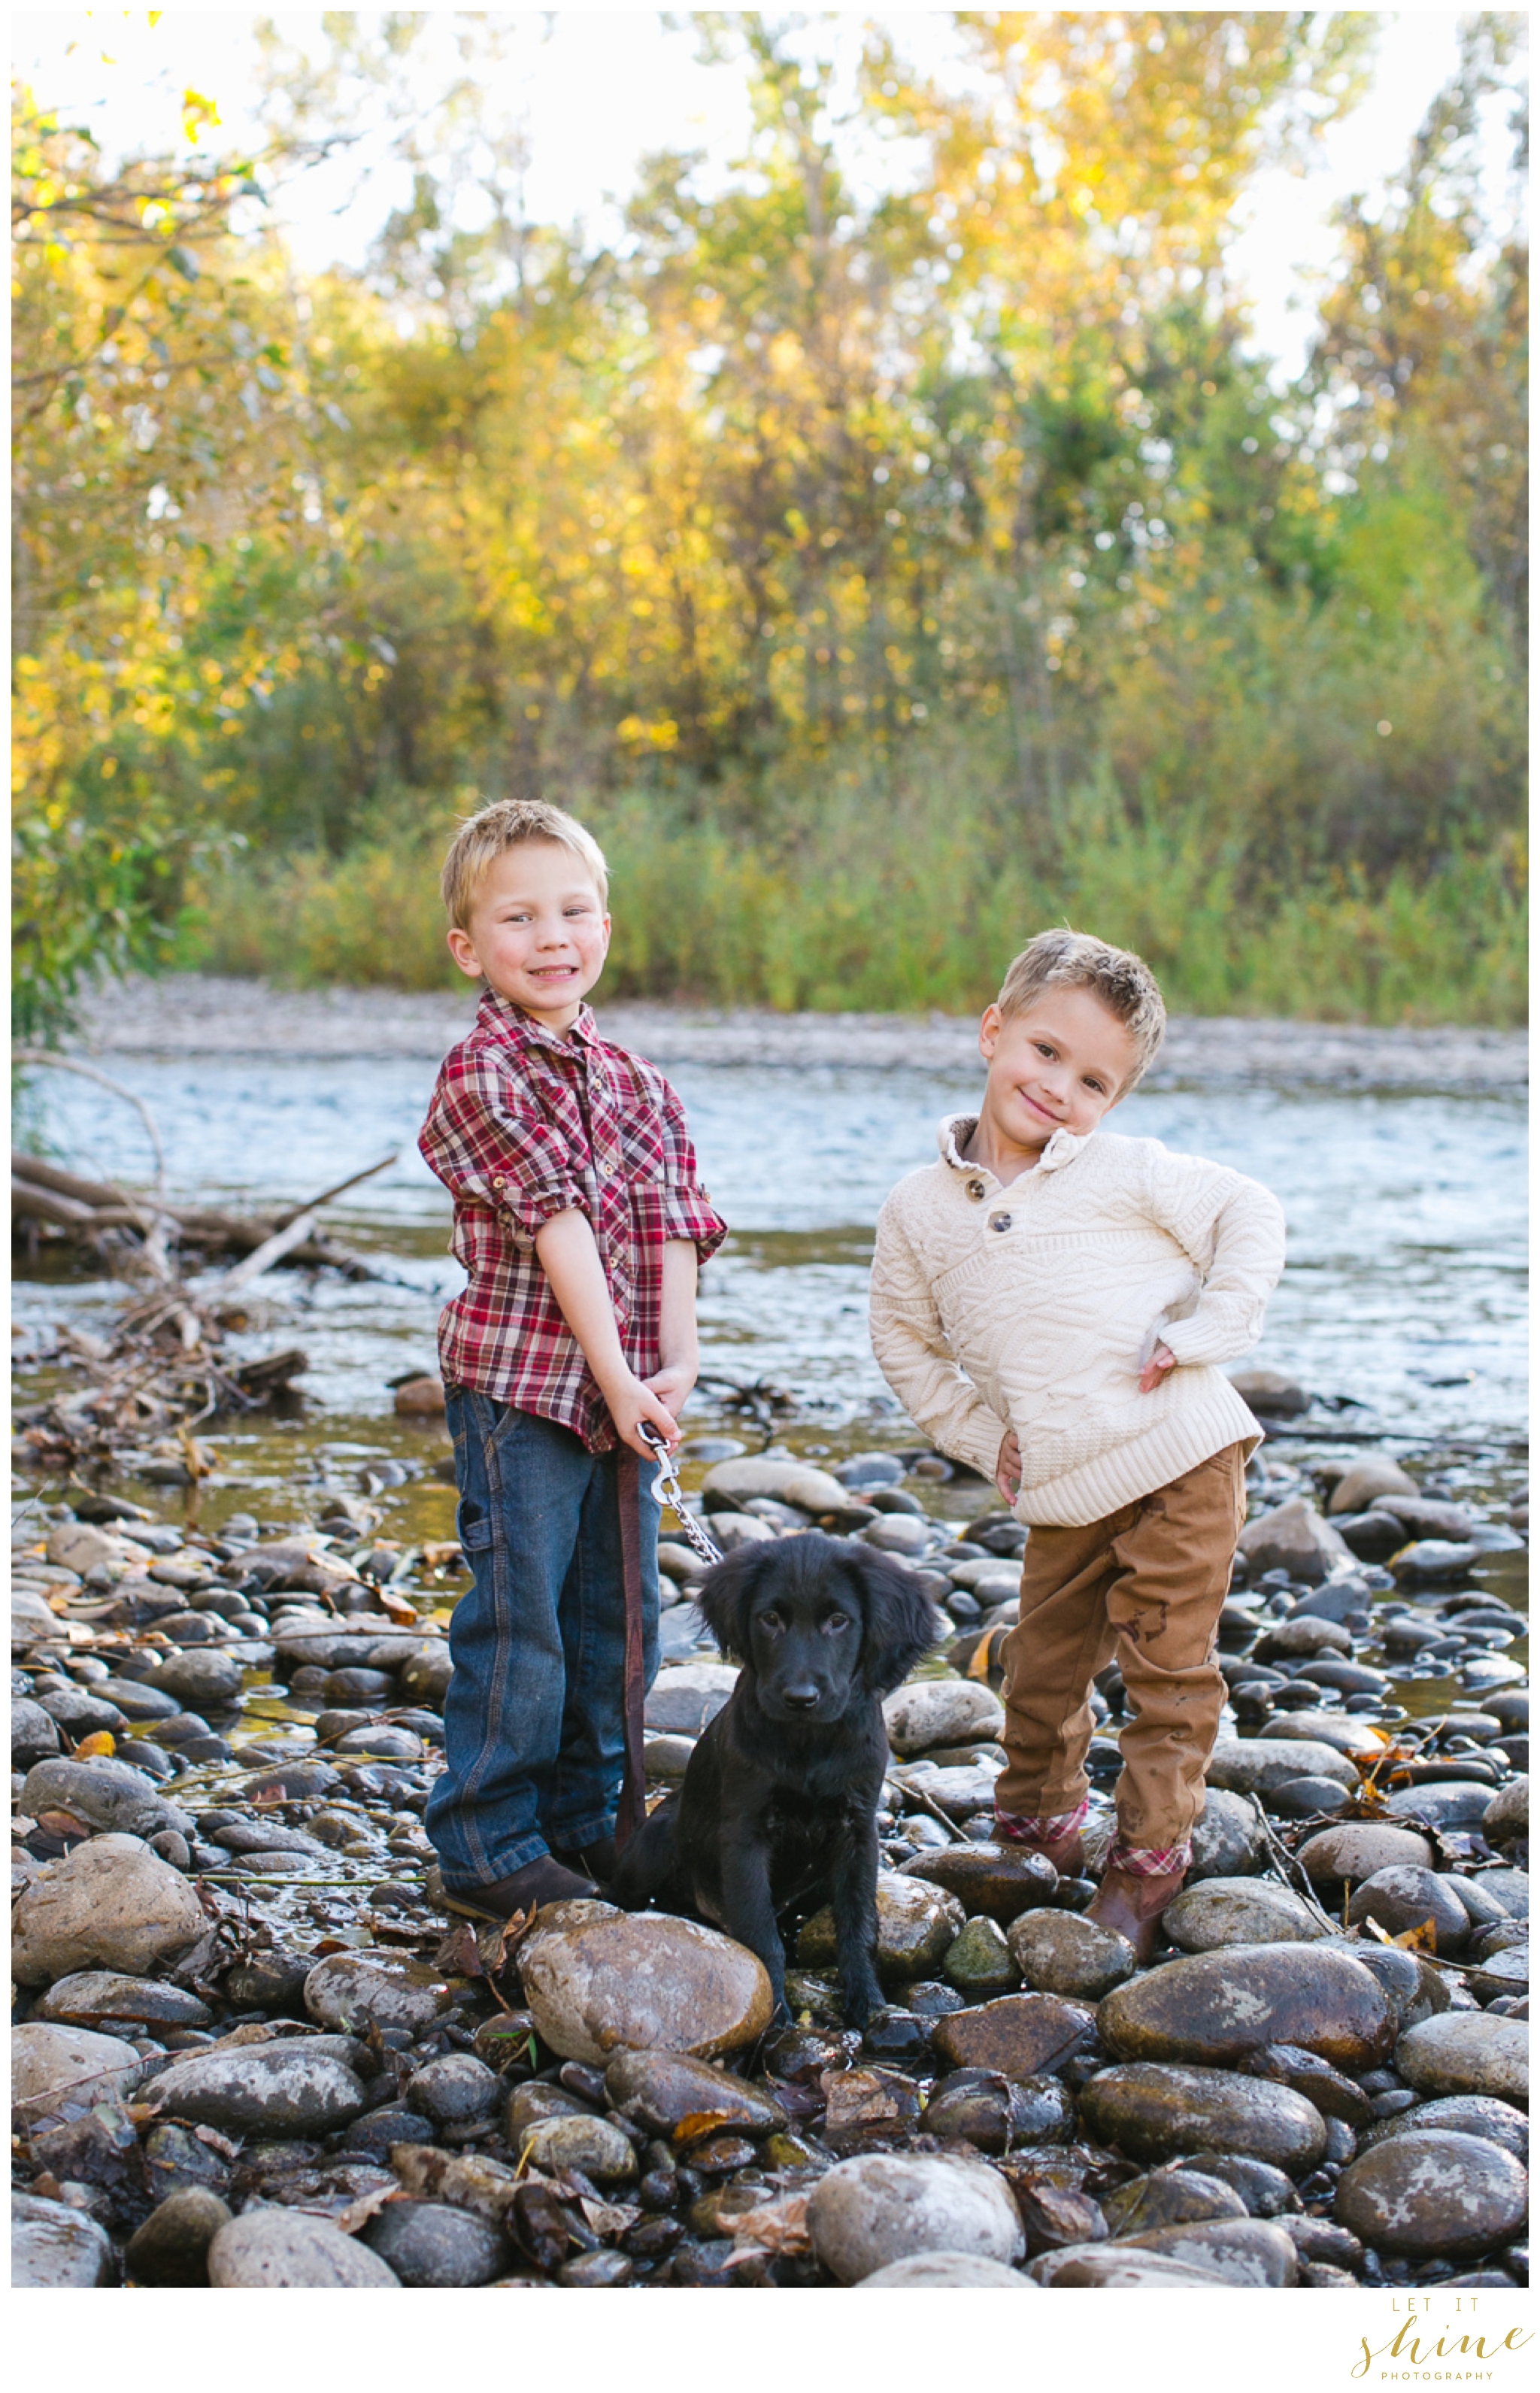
[1187,1789,1269,1881]
[20,1755,192,1840]
[1348,1867,1472,1955]
[1335,2131,1529,2263]
[144,2043,368,2137]
[1007,1909,1135,2000]
[11,1833,208,1985]
[1080,2063,1328,2175]
[1029,2244,1230,2288]
[1296,1824,1436,1890]
[882,1679,1005,1757]
[931,1992,1097,2079]
[808,2152,1026,2282]
[1396,2014,1529,2106]
[1482,1776,1528,1846]
[1099,1943,1395,2071]
[700,1457,850,1514]
[642,1664,739,1736]
[1205,1739,1357,1794]
[11,2021,144,2123]
[799,1873,964,1982]
[11,2193,117,2288]
[1100,2219,1299,2288]
[604,2049,786,2137]
[208,2210,400,2288]
[1102,2169,1249,2236]
[856,2252,1032,2288]
[1259,1712,1387,1758]
[1381,1782,1497,1829]
[30,1971,212,2032]
[1162,1879,1327,1953]
[1362,2095,1529,2165]
[304,1950,455,2036]
[899,1843,1060,1924]
[519,1908,774,2064]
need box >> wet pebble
[405,2052,500,2128]
[124,2189,232,2286]
[1100,1942,1395,2071]
[12,2021,144,2121]
[362,2199,513,2287]
[931,1991,1096,2079]
[943,1912,1019,1992]
[808,2152,1025,2282]
[1080,2063,1327,2173]
[604,2048,785,2136]
[1396,2013,1528,2105]
[898,1841,1059,1923]
[1098,2218,1299,2287]
[304,1950,453,2036]
[1335,2130,1529,2263]
[1296,1824,1436,1889]
[20,1757,191,1842]
[1007,1909,1135,2000]
[1348,1867,1472,1955]
[520,1905,774,2064]
[517,2113,640,2184]
[208,2209,400,2288]
[1102,2167,1248,2235]
[144,2042,368,2137]
[857,2252,1032,2287]
[11,1835,206,1985]
[882,1679,1005,1755]
[11,2192,117,2288]
[1187,1788,1270,1879]
[1162,1878,1327,1952]
[922,2067,1075,2152]
[799,1873,964,1982]
[1361,2094,1528,2164]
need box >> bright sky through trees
[12,8,1517,378]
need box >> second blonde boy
[870,929,1287,1959]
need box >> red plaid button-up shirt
[420,992,728,1451]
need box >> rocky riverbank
[74,975,1529,1091]
[11,1423,1529,2291]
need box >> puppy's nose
[781,1686,821,1712]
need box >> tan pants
[995,1443,1248,1854]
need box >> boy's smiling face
[447,839,611,1031]
[971,985,1138,1175]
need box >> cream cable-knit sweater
[870,1115,1287,1527]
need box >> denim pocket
[457,1500,495,1553]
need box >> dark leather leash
[615,1427,723,1852]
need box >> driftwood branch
[12,1051,168,1191]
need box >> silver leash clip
[638,1422,724,1568]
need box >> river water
[14,1048,1529,1695]
[20,1053,1527,1437]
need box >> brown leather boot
[1087,1865,1186,1964]
[994,1818,1084,1876]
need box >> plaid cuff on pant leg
[995,1800,1090,1847]
[1107,1839,1192,1876]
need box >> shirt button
[991,1214,1012,1232]
[967,1180,986,1201]
[493,1175,507,1190]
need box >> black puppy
[607,1531,937,2024]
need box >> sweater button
[990,1213,1013,1232]
[967,1180,986,1200]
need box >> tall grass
[180,771,1527,1027]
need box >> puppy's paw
[841,1972,887,2029]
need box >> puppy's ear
[693,1542,772,1664]
[844,1549,941,1695]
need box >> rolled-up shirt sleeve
[420,1052,593,1240]
[654,1080,729,1262]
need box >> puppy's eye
[759,1608,785,1634]
[823,1612,850,1634]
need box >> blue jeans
[426,1390,661,1889]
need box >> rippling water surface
[23,1054,1527,1451]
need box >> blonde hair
[996,927,1166,1089]
[441,799,609,927]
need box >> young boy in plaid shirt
[419,800,726,1918]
